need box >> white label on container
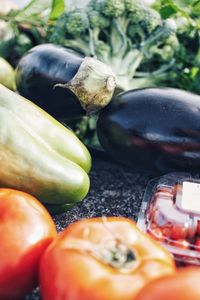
[181,181,200,213]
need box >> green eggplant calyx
[54,57,116,115]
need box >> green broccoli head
[49,13,68,44]
[127,24,145,43]
[128,5,161,31]
[125,0,144,14]
[90,0,125,18]
[88,10,110,29]
[165,34,179,49]
[127,6,161,43]
[65,10,89,37]
[142,8,161,33]
[103,0,125,17]
[95,41,111,60]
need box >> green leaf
[192,1,200,15]
[191,67,199,79]
[160,4,177,18]
[49,0,65,20]
[160,0,190,19]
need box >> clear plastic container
[137,173,200,266]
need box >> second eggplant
[97,88,200,171]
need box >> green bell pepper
[0,84,91,212]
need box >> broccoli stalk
[49,10,91,55]
[107,19,177,90]
[85,0,177,90]
[49,0,178,91]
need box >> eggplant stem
[54,57,116,114]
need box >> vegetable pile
[1,0,200,147]
[0,0,200,299]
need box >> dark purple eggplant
[15,44,116,119]
[97,88,200,171]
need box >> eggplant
[15,44,116,119]
[97,88,200,171]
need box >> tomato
[0,188,57,300]
[40,217,175,300]
[135,268,200,300]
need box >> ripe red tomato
[0,188,57,300]
[40,217,175,300]
[135,268,200,300]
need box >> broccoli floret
[165,34,179,50]
[88,10,110,30]
[127,4,161,42]
[48,13,68,44]
[150,34,179,60]
[94,41,111,63]
[149,44,175,60]
[90,0,126,57]
[125,1,161,32]
[142,8,162,33]
[49,11,91,56]
[65,10,89,37]
[125,0,145,15]
[140,18,177,51]
[127,24,146,43]
[50,11,89,43]
[90,0,125,18]
[87,8,110,56]
[102,0,125,17]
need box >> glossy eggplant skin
[97,88,200,171]
[15,44,85,119]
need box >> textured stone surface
[25,156,159,300]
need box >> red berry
[194,238,200,252]
[170,225,187,240]
[197,221,200,235]
[161,224,172,238]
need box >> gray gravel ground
[24,156,160,300]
